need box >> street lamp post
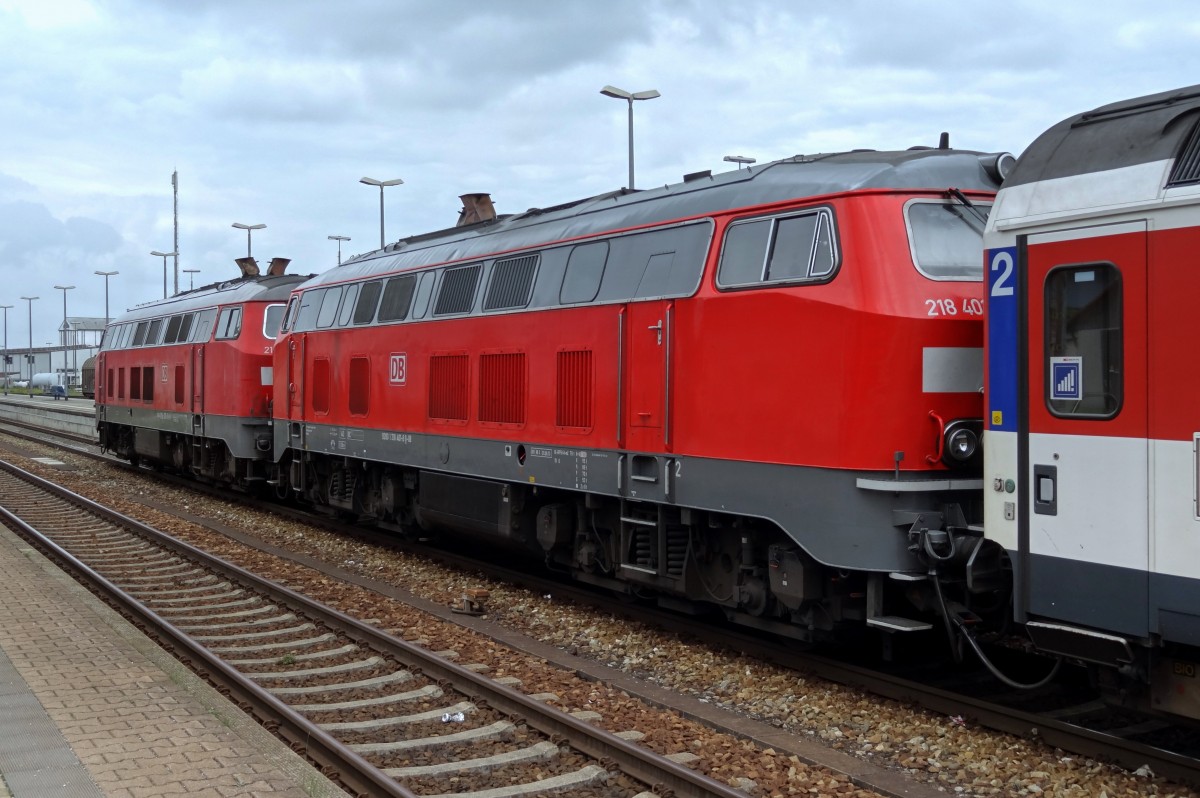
[359,177,403,250]
[600,85,660,190]
[183,269,200,290]
[19,296,37,383]
[723,155,756,170]
[150,251,177,298]
[232,222,266,259]
[327,235,351,265]
[94,270,118,326]
[53,285,75,387]
[0,304,10,393]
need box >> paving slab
[0,521,349,798]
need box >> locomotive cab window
[263,304,286,338]
[280,296,300,333]
[905,199,992,281]
[1045,264,1122,419]
[717,209,838,288]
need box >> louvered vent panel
[478,353,526,424]
[556,350,593,429]
[1168,120,1200,187]
[428,354,469,420]
[434,264,482,315]
[484,255,539,311]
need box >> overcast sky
[1,0,1197,349]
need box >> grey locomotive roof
[111,274,310,325]
[1004,84,1200,188]
[307,148,1004,287]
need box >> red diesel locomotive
[98,146,1010,641]
[96,260,305,480]
[270,147,1008,640]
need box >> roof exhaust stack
[267,257,290,276]
[235,257,260,277]
[457,193,497,227]
[939,132,950,150]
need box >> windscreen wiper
[947,187,988,226]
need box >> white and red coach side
[984,85,1200,718]
[274,148,1010,641]
[97,271,305,481]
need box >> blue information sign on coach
[986,246,1018,432]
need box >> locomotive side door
[1020,221,1149,637]
[286,332,306,430]
[623,299,672,454]
[190,344,205,440]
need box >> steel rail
[0,457,748,798]
[5,413,1198,786]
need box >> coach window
[378,275,417,322]
[336,284,360,327]
[560,241,608,303]
[1045,264,1122,419]
[131,321,150,347]
[905,200,991,281]
[215,306,243,340]
[315,286,343,329]
[352,281,383,324]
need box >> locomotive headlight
[948,427,977,460]
[942,419,983,468]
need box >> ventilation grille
[348,357,369,416]
[312,358,331,414]
[1168,120,1200,187]
[484,255,538,311]
[434,263,482,315]
[429,354,469,420]
[478,352,525,424]
[556,350,593,429]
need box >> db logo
[389,353,407,385]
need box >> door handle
[647,320,663,345]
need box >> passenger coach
[984,84,1200,718]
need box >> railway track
[0,458,748,798]
[4,412,1200,792]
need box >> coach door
[623,300,672,454]
[1021,221,1149,637]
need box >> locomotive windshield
[905,200,991,281]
